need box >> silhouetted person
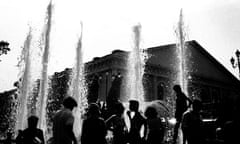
[223,99,240,144]
[16,130,23,144]
[127,100,146,144]
[172,85,191,144]
[4,132,13,144]
[144,106,165,144]
[20,115,45,144]
[181,99,203,144]
[52,96,78,144]
[81,103,107,144]
[106,102,128,144]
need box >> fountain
[13,1,88,141]
[37,0,53,136]
[122,24,148,136]
[173,9,191,144]
[9,3,192,144]
[68,22,88,139]
[15,27,33,131]
[175,9,189,95]
[126,24,146,105]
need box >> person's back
[146,118,164,144]
[52,96,78,144]
[181,99,203,144]
[144,106,165,144]
[81,116,107,144]
[81,103,107,144]
[21,116,45,144]
[175,92,189,120]
[110,115,127,144]
[53,108,74,144]
[22,128,44,144]
[105,102,127,144]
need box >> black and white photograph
[0,0,240,144]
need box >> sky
[0,0,240,91]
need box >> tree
[0,41,10,61]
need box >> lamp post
[230,49,240,79]
[0,41,10,61]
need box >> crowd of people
[2,84,240,144]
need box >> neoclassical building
[1,40,238,137]
[84,40,240,121]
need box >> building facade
[84,40,240,121]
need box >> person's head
[18,129,23,134]
[87,103,100,117]
[114,102,125,116]
[63,96,78,110]
[144,106,158,119]
[173,85,182,93]
[129,100,139,112]
[27,115,39,128]
[7,132,12,138]
[192,99,202,112]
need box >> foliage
[0,89,17,137]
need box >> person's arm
[105,115,115,130]
[187,96,192,104]
[39,130,45,144]
[143,119,148,140]
[66,115,77,144]
[184,94,192,107]
[66,124,77,144]
[127,110,132,120]
[80,120,87,144]
[102,119,108,138]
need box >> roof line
[188,40,240,85]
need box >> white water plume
[37,1,53,136]
[15,27,33,131]
[68,22,88,140]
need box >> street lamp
[0,41,10,61]
[230,49,240,79]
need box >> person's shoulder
[183,110,192,118]
[99,117,105,122]
[54,109,63,117]
[138,112,146,122]
[106,114,117,122]
[22,128,30,134]
[36,128,44,133]
[59,108,73,117]
[181,92,188,98]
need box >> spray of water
[15,27,33,131]
[174,9,191,144]
[175,9,188,96]
[124,24,148,134]
[126,24,146,104]
[68,22,88,140]
[37,1,53,135]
